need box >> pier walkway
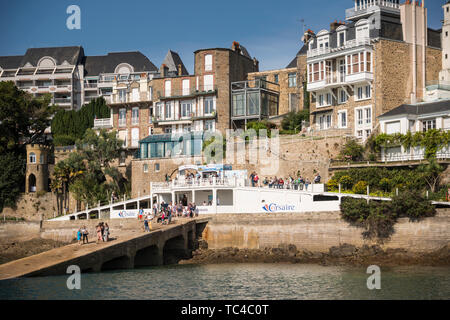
[0,218,209,280]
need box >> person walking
[144,218,150,232]
[77,228,82,245]
[103,223,110,242]
[81,226,89,244]
[96,224,102,244]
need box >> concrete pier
[0,218,209,280]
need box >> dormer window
[316,30,330,51]
[308,39,314,51]
[355,20,369,41]
[336,25,348,47]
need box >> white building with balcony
[305,0,442,142]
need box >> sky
[0,0,447,73]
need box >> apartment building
[0,46,158,110]
[304,0,442,141]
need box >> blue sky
[0,0,446,72]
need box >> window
[132,88,139,102]
[118,130,127,148]
[356,23,369,40]
[357,130,363,138]
[317,35,330,50]
[118,89,127,103]
[29,152,36,164]
[366,52,372,72]
[288,73,297,87]
[165,80,171,97]
[131,128,139,148]
[205,120,215,131]
[274,74,279,84]
[338,110,347,128]
[357,109,363,125]
[422,119,436,132]
[143,164,148,173]
[149,107,153,123]
[338,31,346,47]
[204,74,214,91]
[232,93,245,116]
[355,85,371,101]
[365,129,372,137]
[164,127,172,134]
[155,103,163,120]
[318,91,332,107]
[148,86,153,101]
[205,54,212,71]
[165,102,172,119]
[338,88,348,104]
[318,113,332,130]
[155,163,160,172]
[204,97,215,115]
[132,107,139,125]
[182,79,190,96]
[247,92,259,115]
[181,101,192,118]
[119,108,126,127]
[119,151,126,165]
[365,108,371,124]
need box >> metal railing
[307,38,372,58]
[426,80,450,91]
[157,86,218,100]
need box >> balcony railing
[93,118,113,129]
[157,86,218,100]
[307,38,371,59]
[231,79,279,93]
[53,97,72,104]
[84,83,98,89]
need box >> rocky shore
[180,241,450,267]
[0,238,71,265]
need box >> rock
[329,244,357,257]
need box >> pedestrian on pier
[77,228,82,245]
[144,218,151,232]
[103,223,110,242]
[81,226,89,244]
[96,224,102,244]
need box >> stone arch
[28,174,37,193]
[134,245,161,267]
[163,235,187,265]
[37,56,56,68]
[114,63,134,75]
[101,255,133,271]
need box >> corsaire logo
[262,203,295,213]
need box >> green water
[0,263,449,300]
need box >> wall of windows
[232,93,245,117]
[140,135,203,159]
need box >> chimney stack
[330,20,345,32]
[303,29,315,44]
[232,41,241,54]
[253,57,259,72]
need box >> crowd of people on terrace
[249,171,321,190]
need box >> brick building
[303,0,442,141]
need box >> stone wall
[201,209,450,253]
[0,222,41,241]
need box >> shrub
[339,175,353,190]
[53,135,76,147]
[390,190,436,221]
[326,178,339,191]
[340,197,370,223]
[352,181,368,195]
[281,109,310,131]
[379,178,391,192]
[339,139,364,161]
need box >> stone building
[25,144,52,193]
[303,0,442,142]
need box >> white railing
[307,38,371,58]
[94,118,113,128]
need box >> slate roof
[286,45,308,68]
[20,46,84,67]
[379,100,450,119]
[161,50,189,76]
[84,51,158,76]
[0,55,23,69]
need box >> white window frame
[143,164,149,173]
[181,101,193,118]
[29,153,36,164]
[204,97,215,115]
[204,75,214,91]
[205,54,213,71]
[338,110,347,128]
[132,107,139,125]
[182,79,190,96]
[165,80,171,97]
[119,108,126,127]
[205,120,215,132]
[355,84,372,101]
[338,88,348,104]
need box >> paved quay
[0,218,209,280]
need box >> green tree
[416,159,445,193]
[0,153,25,218]
[0,81,56,154]
[352,181,368,195]
[281,109,310,132]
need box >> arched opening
[134,245,160,267]
[101,255,133,271]
[163,235,187,265]
[28,174,37,193]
